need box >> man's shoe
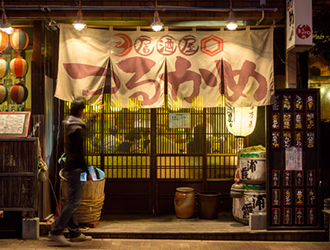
[49,233,72,246]
[70,233,92,242]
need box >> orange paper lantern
[10,29,29,52]
[0,83,8,104]
[0,57,9,79]
[10,83,28,104]
[0,30,8,53]
[10,56,28,78]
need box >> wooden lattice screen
[0,138,38,211]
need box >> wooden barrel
[239,150,266,184]
[233,184,266,224]
[60,168,105,224]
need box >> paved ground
[0,238,329,250]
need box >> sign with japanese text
[55,24,274,108]
[286,0,313,51]
[267,89,320,229]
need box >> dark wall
[321,121,330,199]
[249,106,266,147]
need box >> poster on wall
[0,112,31,137]
[285,147,302,170]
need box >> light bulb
[226,21,238,30]
[151,11,163,32]
[73,21,86,31]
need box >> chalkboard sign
[0,112,31,137]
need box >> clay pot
[197,192,221,220]
[174,187,195,219]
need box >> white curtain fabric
[55,25,274,108]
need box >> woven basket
[60,168,105,223]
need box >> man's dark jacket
[63,116,88,174]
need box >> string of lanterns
[0,28,29,105]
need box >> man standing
[49,99,92,246]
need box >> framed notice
[0,112,31,137]
[169,113,191,128]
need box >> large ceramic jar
[174,187,195,218]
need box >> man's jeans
[50,168,84,238]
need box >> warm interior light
[73,0,86,31]
[226,19,238,31]
[109,106,122,112]
[226,106,258,137]
[151,10,163,32]
[151,1,163,32]
[225,0,238,31]
[73,19,86,31]
[0,1,12,34]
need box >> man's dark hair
[70,99,85,117]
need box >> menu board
[0,112,31,137]
[267,89,320,229]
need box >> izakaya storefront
[55,24,322,230]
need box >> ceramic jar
[174,187,195,218]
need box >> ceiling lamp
[0,0,13,34]
[72,0,86,31]
[151,1,163,32]
[226,0,238,31]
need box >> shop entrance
[65,94,239,214]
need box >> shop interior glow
[0,0,13,34]
[225,106,257,137]
[73,0,86,31]
[151,1,163,32]
[225,0,238,31]
[226,106,257,151]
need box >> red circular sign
[296,24,312,39]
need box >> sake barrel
[239,149,266,184]
[60,168,105,223]
[233,184,266,224]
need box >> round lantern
[10,29,29,52]
[0,84,8,104]
[225,106,258,137]
[0,57,9,79]
[10,56,28,78]
[0,30,8,53]
[10,83,28,104]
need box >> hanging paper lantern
[225,106,258,137]
[0,57,9,79]
[0,83,8,104]
[10,56,28,78]
[10,29,29,52]
[10,83,28,104]
[0,31,8,53]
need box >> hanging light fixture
[226,106,258,151]
[0,0,13,34]
[72,0,86,31]
[151,0,163,32]
[226,0,238,31]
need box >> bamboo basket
[60,168,105,224]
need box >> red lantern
[10,56,28,78]
[0,30,8,53]
[10,83,28,104]
[10,29,29,52]
[0,83,8,104]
